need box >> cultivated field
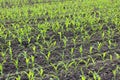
[0,0,120,80]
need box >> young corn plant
[8,40,13,60]
[110,54,113,61]
[81,58,90,68]
[89,46,93,54]
[25,57,30,69]
[50,74,60,80]
[54,21,60,33]
[58,32,62,40]
[101,52,107,60]
[81,75,86,80]
[60,52,65,61]
[62,36,68,48]
[80,67,86,80]
[36,34,41,42]
[40,30,47,43]
[79,45,83,57]
[70,59,78,71]
[9,47,13,60]
[108,40,112,49]
[101,32,105,41]
[97,42,103,52]
[39,44,44,52]
[90,57,96,66]
[27,36,31,44]
[41,51,51,64]
[0,51,6,60]
[59,61,74,74]
[70,47,75,58]
[38,67,44,79]
[13,58,19,73]
[0,54,6,75]
[32,45,36,54]
[0,63,3,76]
[26,70,35,80]
[17,28,25,45]
[72,38,77,47]
[15,75,21,80]
[50,63,60,75]
[31,55,35,68]
[112,65,119,80]
[115,53,120,59]
[89,71,101,80]
[65,18,70,31]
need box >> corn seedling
[9,47,13,60]
[97,42,102,52]
[80,67,86,80]
[81,75,86,80]
[65,18,70,31]
[41,51,51,64]
[31,55,35,67]
[108,40,112,49]
[72,38,76,47]
[0,63,3,75]
[101,52,107,60]
[109,54,113,61]
[0,51,6,60]
[79,45,83,57]
[62,36,68,48]
[50,63,59,75]
[25,57,30,68]
[60,52,65,61]
[91,57,96,66]
[32,45,36,54]
[112,65,119,80]
[26,69,35,80]
[89,71,101,80]
[50,74,60,80]
[89,46,93,54]
[70,47,74,58]
[15,75,21,80]
[13,58,19,73]
[38,67,44,79]
[36,34,40,42]
[115,53,120,59]
[101,32,105,40]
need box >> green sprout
[97,42,102,52]
[110,54,113,61]
[58,32,62,40]
[16,75,21,80]
[25,57,30,68]
[0,63,3,75]
[32,45,36,54]
[101,52,107,60]
[9,47,13,60]
[26,70,35,80]
[81,75,86,80]
[72,38,76,47]
[115,53,120,59]
[13,58,19,73]
[31,55,35,67]
[112,65,119,80]
[89,46,93,54]
[79,45,83,57]
[70,47,74,58]
[62,36,68,48]
[41,51,51,64]
[38,67,44,79]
